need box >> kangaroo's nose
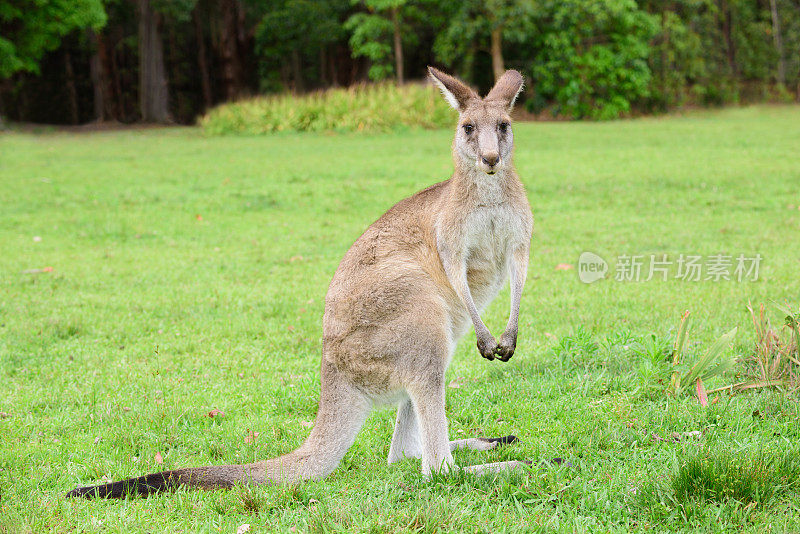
[482,154,499,167]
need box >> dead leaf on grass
[448,377,464,388]
[21,266,53,274]
[696,378,709,407]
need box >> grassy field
[1,106,800,533]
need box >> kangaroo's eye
[499,122,510,133]
[462,124,474,135]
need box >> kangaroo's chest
[462,206,522,302]
[464,206,519,265]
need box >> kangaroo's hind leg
[407,372,454,476]
[387,399,518,464]
[387,399,422,464]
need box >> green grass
[1,105,800,532]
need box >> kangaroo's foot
[388,396,519,464]
[450,435,517,452]
[462,460,531,475]
[388,435,519,464]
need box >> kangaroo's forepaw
[477,335,499,360]
[495,344,515,362]
[495,332,517,362]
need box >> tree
[3,0,800,125]
[530,0,658,119]
[769,0,786,84]
[639,0,709,110]
[347,0,437,83]
[137,0,198,122]
[137,0,168,121]
[192,1,212,109]
[218,0,247,99]
[0,0,106,78]
[434,0,534,83]
[255,0,348,92]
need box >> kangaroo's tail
[66,362,371,499]
[65,465,247,498]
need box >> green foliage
[151,0,197,23]
[0,0,106,78]
[5,0,800,123]
[200,82,454,134]
[530,0,658,119]
[433,0,534,80]
[254,0,348,91]
[654,312,737,399]
[345,0,438,82]
[345,7,396,81]
[645,4,707,110]
[549,325,601,370]
[643,0,800,109]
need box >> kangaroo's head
[428,66,524,176]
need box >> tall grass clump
[739,302,800,392]
[639,446,800,515]
[637,445,800,528]
[672,448,800,504]
[200,83,455,135]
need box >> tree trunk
[192,6,213,109]
[87,29,116,121]
[64,50,79,124]
[138,0,169,122]
[291,48,304,93]
[330,45,341,87]
[111,40,125,120]
[0,80,8,122]
[19,81,29,122]
[717,0,738,77]
[320,46,328,87]
[769,0,786,85]
[660,3,672,103]
[391,6,403,84]
[88,30,104,121]
[220,0,245,100]
[490,25,505,82]
[661,5,669,80]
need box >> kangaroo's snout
[482,154,499,167]
[479,150,501,174]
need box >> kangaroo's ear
[428,66,479,112]
[485,70,524,111]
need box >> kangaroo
[67,67,533,498]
